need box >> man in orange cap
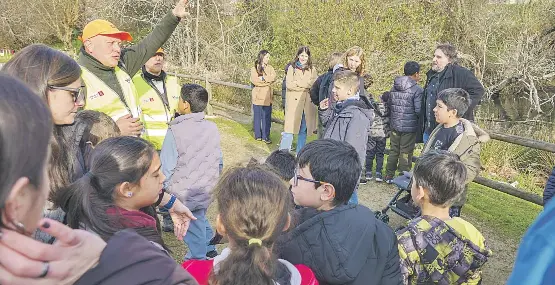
[80,0,189,136]
[132,48,181,150]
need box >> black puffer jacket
[276,204,403,285]
[389,76,423,133]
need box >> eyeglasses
[48,85,86,103]
[293,168,323,187]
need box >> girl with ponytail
[55,136,195,250]
[182,166,318,285]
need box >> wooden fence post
[205,75,214,116]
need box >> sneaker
[365,172,373,180]
[375,172,384,182]
[384,175,393,184]
[163,224,174,232]
[264,139,272,144]
[206,250,219,260]
[359,177,368,185]
[255,138,262,141]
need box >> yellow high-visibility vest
[133,72,180,150]
[81,66,141,122]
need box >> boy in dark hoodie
[397,150,491,284]
[278,139,402,285]
[319,70,374,204]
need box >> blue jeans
[348,191,359,205]
[279,112,307,153]
[184,209,216,260]
[349,182,359,205]
[253,104,272,140]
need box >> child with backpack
[397,150,491,284]
[363,90,390,184]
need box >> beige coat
[251,65,277,106]
[283,65,318,134]
[424,118,490,206]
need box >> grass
[465,183,542,241]
[0,54,12,63]
[161,116,540,262]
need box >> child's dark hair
[210,166,292,285]
[75,110,121,146]
[437,88,470,118]
[413,150,467,206]
[0,75,52,230]
[55,136,166,248]
[297,139,360,206]
[264,150,296,181]
[403,61,420,76]
[181,84,208,113]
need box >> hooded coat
[423,119,490,206]
[320,95,375,166]
[388,76,423,133]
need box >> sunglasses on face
[48,85,86,103]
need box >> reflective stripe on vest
[81,66,141,122]
[133,73,180,150]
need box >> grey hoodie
[320,96,374,167]
[389,76,423,133]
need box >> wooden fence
[169,72,553,206]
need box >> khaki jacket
[250,65,277,106]
[424,118,490,206]
[284,65,318,134]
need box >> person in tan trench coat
[279,46,318,153]
[251,50,277,144]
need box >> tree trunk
[194,0,199,66]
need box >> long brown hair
[255,50,270,76]
[55,136,167,248]
[2,44,82,200]
[209,166,292,285]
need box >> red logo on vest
[98,90,105,96]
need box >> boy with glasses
[277,139,402,285]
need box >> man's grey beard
[431,64,444,72]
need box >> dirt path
[166,109,516,284]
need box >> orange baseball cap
[156,48,165,55]
[80,19,133,42]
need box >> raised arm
[121,0,189,75]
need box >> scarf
[295,61,307,71]
[106,207,157,230]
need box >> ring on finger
[38,261,49,278]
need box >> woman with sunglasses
[2,44,87,243]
